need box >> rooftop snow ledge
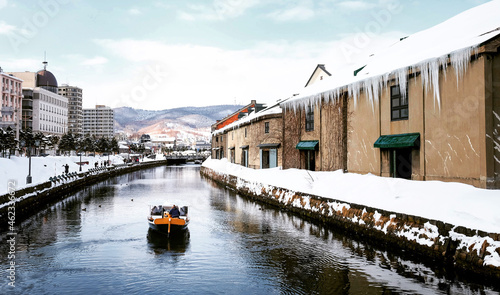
[281,0,500,112]
[281,45,480,113]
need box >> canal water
[1,165,498,294]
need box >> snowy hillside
[114,104,243,140]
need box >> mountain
[114,105,243,142]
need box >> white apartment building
[58,84,83,135]
[83,105,114,138]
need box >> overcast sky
[0,0,490,110]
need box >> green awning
[374,133,420,149]
[296,140,319,150]
[258,143,280,149]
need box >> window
[245,128,247,138]
[391,85,408,121]
[305,109,314,131]
[264,122,269,134]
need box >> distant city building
[0,68,23,138]
[58,84,83,135]
[9,61,68,136]
[83,105,114,138]
[194,141,211,151]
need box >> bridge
[164,154,208,165]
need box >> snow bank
[0,155,125,195]
[202,158,500,234]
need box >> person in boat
[169,205,180,218]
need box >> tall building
[58,84,83,135]
[0,67,23,138]
[83,105,114,138]
[9,61,68,136]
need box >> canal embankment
[200,159,500,279]
[0,159,186,229]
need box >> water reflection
[205,178,499,294]
[146,228,190,254]
[0,166,498,295]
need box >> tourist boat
[148,203,189,235]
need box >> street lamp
[21,137,40,184]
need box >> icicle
[394,68,408,104]
[450,46,477,89]
[281,45,478,116]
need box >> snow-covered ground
[0,154,164,195]
[202,158,500,234]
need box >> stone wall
[200,165,500,279]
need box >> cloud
[266,5,315,22]
[81,56,108,66]
[1,58,41,70]
[128,8,142,15]
[0,0,7,9]
[0,21,16,35]
[89,34,401,110]
[336,1,379,10]
[178,0,260,21]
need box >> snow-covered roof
[150,135,176,142]
[212,99,285,136]
[282,0,500,111]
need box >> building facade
[280,3,500,189]
[9,63,68,136]
[83,105,114,138]
[282,98,347,172]
[212,101,283,169]
[58,84,83,135]
[211,100,265,161]
[0,69,23,138]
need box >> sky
[0,0,491,110]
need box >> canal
[1,165,498,294]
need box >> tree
[75,135,84,154]
[58,132,76,155]
[0,129,6,158]
[83,135,94,155]
[97,137,109,154]
[19,128,35,157]
[47,135,60,154]
[110,137,119,154]
[34,131,46,156]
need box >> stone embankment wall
[200,166,500,279]
[0,160,172,229]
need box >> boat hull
[148,218,189,234]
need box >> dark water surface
[1,165,498,294]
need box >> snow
[0,155,125,195]
[202,158,500,233]
[203,158,500,267]
[282,0,500,111]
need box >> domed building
[8,61,69,138]
[36,64,58,93]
